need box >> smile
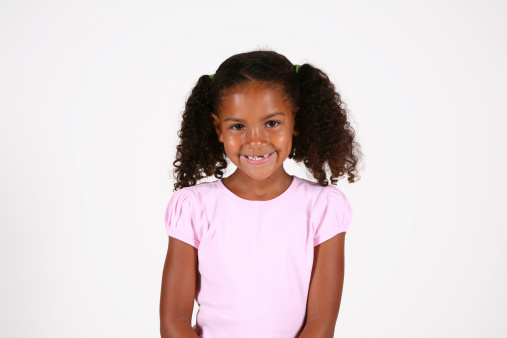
[241,151,275,164]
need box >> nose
[244,125,269,149]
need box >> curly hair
[171,49,363,191]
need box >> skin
[160,238,199,338]
[299,233,346,338]
[160,81,346,337]
[211,81,299,201]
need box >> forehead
[219,82,292,114]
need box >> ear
[211,112,224,143]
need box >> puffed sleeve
[164,189,203,249]
[312,186,353,247]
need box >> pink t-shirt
[164,175,353,338]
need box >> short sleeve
[164,189,203,249]
[312,187,353,247]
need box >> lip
[241,151,276,165]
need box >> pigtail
[292,64,362,186]
[170,50,362,190]
[172,75,228,191]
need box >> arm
[298,232,346,338]
[160,237,199,338]
[162,322,198,338]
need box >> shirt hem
[167,229,200,249]
[314,228,347,246]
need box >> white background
[1,1,506,337]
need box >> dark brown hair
[171,49,363,191]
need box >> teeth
[246,152,271,160]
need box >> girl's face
[211,82,299,182]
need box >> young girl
[160,50,362,338]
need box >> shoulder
[323,184,349,204]
[170,179,219,204]
[294,175,329,197]
[165,181,217,247]
[299,178,353,229]
[295,176,348,204]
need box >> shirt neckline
[216,175,299,207]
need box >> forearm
[298,319,335,338]
[160,321,199,338]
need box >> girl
[160,50,362,338]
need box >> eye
[230,121,279,130]
[230,124,244,130]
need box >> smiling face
[211,82,299,182]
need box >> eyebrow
[224,112,285,122]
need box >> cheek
[273,133,293,148]
[223,136,241,150]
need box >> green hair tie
[209,74,214,80]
